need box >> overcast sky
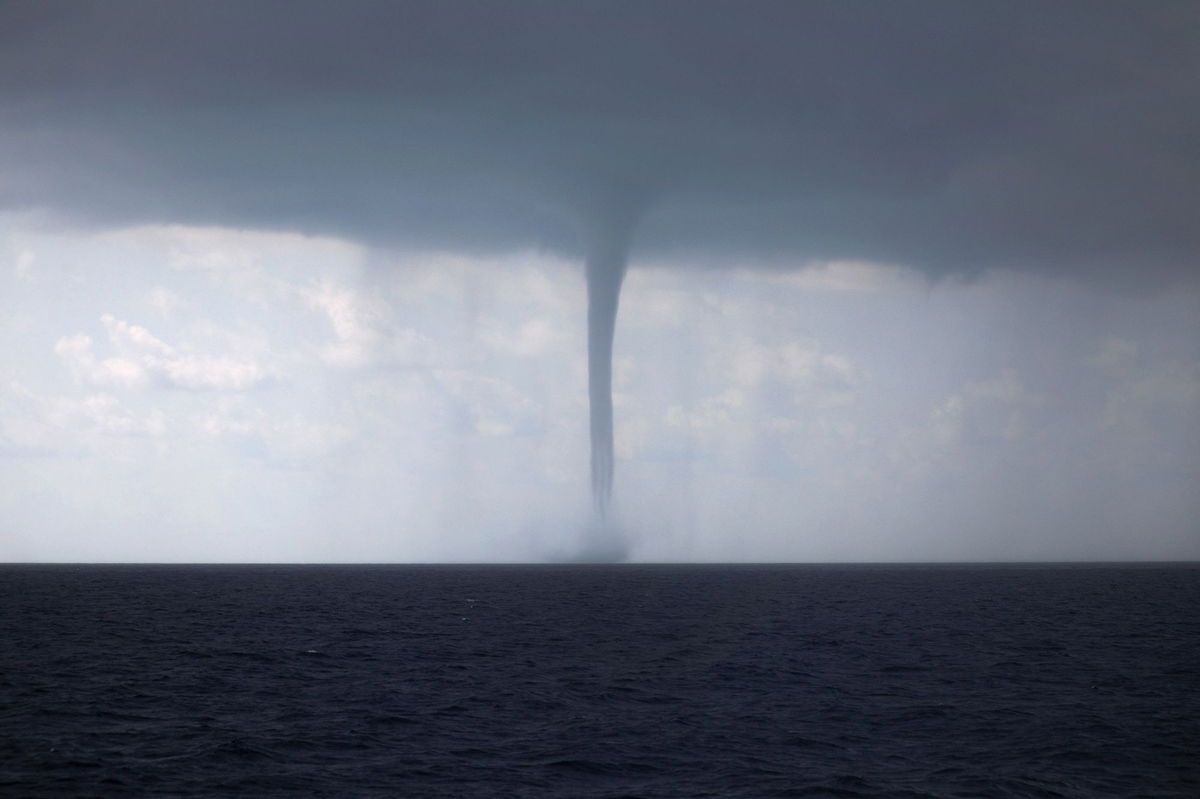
[1,1,1197,562]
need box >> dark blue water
[2,564,1197,798]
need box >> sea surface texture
[2,564,1197,798]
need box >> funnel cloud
[581,188,645,545]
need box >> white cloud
[168,246,259,274]
[925,368,1044,447]
[664,387,746,432]
[967,368,1040,406]
[101,224,361,269]
[61,393,167,438]
[54,334,150,390]
[435,369,543,437]
[101,315,174,359]
[56,315,271,392]
[481,317,557,358]
[0,380,166,455]
[146,286,180,317]
[930,394,965,447]
[14,247,34,280]
[303,280,394,368]
[161,356,267,392]
[1101,360,1200,430]
[194,396,354,463]
[736,259,921,293]
[1090,336,1138,372]
[729,339,844,388]
[261,417,355,462]
[0,381,61,454]
[305,278,442,369]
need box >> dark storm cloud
[1,0,1197,281]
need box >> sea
[1,563,1197,798]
